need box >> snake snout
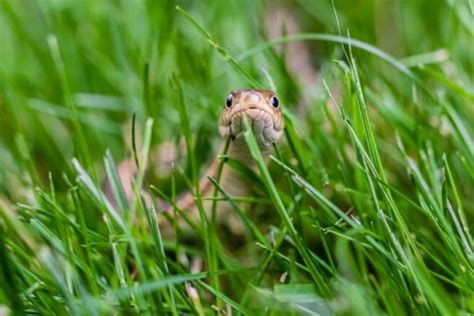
[226,108,277,147]
[231,109,263,130]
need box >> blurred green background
[0,0,472,314]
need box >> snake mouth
[220,107,281,147]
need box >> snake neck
[214,139,271,198]
[226,137,272,165]
[173,138,271,211]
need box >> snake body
[107,89,284,236]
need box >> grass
[0,0,473,314]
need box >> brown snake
[161,89,284,236]
[110,89,284,236]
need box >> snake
[106,89,284,236]
[162,89,285,236]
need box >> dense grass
[0,0,473,314]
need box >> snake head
[219,89,284,148]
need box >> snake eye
[271,96,279,108]
[225,94,233,108]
